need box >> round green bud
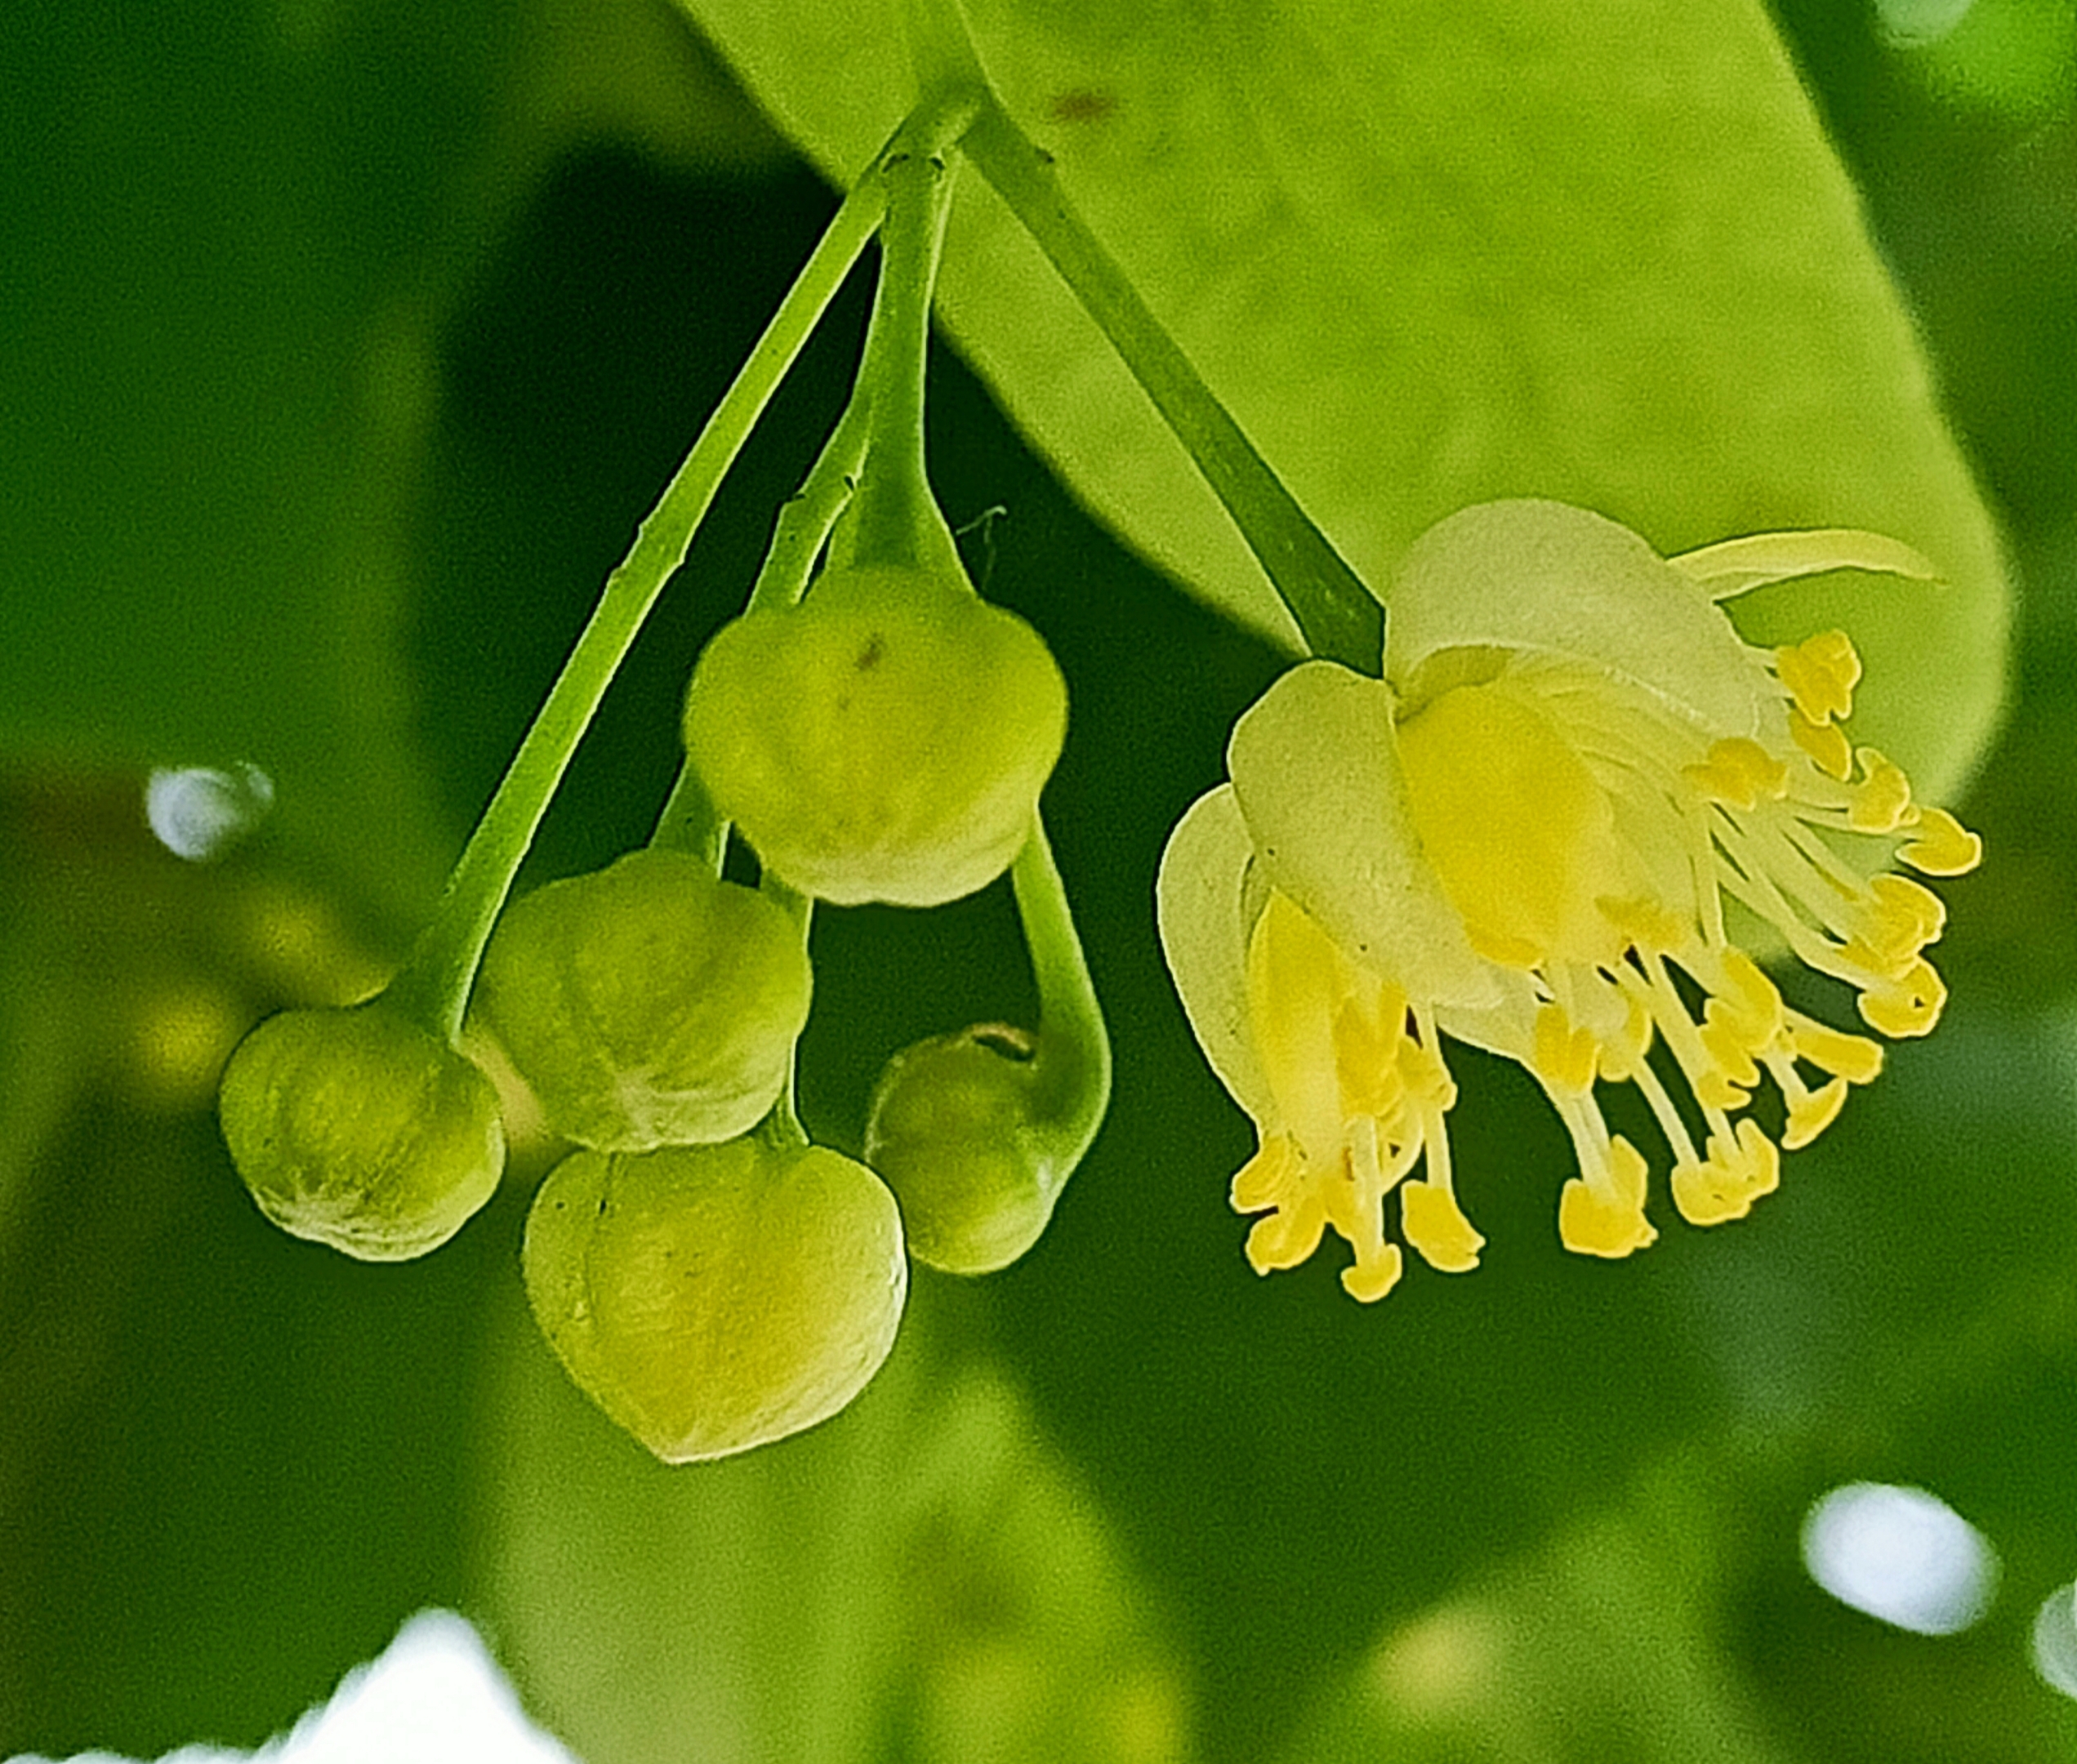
[218,1001,505,1261]
[523,1137,907,1463]
[864,1026,1064,1276]
[681,564,1067,907]
[474,849,810,1152]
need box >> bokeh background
[4,1,2076,1759]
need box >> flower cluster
[1158,501,1981,1302]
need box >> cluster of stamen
[1223,627,1979,1298]
[1537,629,1978,1253]
[1231,892,1482,1301]
[1690,630,1979,1027]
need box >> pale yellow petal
[1227,660,1495,1009]
[1155,787,1275,1125]
[1667,528,1941,601]
[1384,501,1776,742]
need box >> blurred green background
[3,1,2075,1760]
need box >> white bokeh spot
[1801,1481,1999,1636]
[7,1610,577,1764]
[2031,1581,2077,1699]
[145,763,274,862]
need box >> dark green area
[4,2,2077,1761]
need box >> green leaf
[0,0,769,910]
[671,0,2007,796]
[3,0,474,905]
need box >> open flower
[1157,500,1981,1303]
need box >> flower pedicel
[1158,500,1981,1303]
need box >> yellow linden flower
[1157,501,1981,1303]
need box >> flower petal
[1666,528,1941,601]
[1228,661,1496,1010]
[1156,786,1276,1125]
[1384,501,1776,741]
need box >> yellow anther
[1683,737,1790,810]
[1900,806,1983,877]
[1731,1119,1781,1195]
[1789,706,1854,780]
[1775,630,1861,724]
[1790,1019,1883,1085]
[1784,1076,1848,1150]
[1669,1162,1729,1226]
[1231,1134,1297,1213]
[1865,873,1946,950]
[1671,1120,1780,1225]
[1695,1069,1752,1112]
[1341,1242,1406,1303]
[1847,747,1914,834]
[1857,957,1948,1039]
[1716,948,1786,1044]
[1558,1137,1657,1258]
[1597,991,1655,1082]
[1532,1004,1600,1094]
[1244,1183,1327,1272]
[1699,1002,1763,1088]
[1837,933,1921,987]
[1401,1180,1485,1273]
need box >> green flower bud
[474,849,810,1152]
[524,1137,907,1463]
[864,1026,1067,1276]
[682,564,1067,907]
[218,1001,505,1261]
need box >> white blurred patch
[2031,1582,2077,1698]
[1801,1481,1999,1636]
[7,1610,578,1764]
[145,764,274,862]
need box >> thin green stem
[839,136,965,579]
[386,163,888,1047]
[1012,813,1110,1163]
[960,101,1384,674]
[861,154,946,504]
[751,396,875,614]
[646,761,725,869]
[754,876,815,1151]
[901,0,990,99]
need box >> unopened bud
[523,1137,907,1463]
[218,1001,505,1261]
[475,849,810,1152]
[865,1025,1069,1275]
[682,564,1067,906]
